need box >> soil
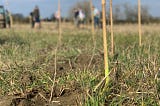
[0,52,103,106]
[0,82,83,106]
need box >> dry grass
[0,22,159,105]
[113,23,160,34]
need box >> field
[0,22,160,106]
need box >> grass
[0,23,160,105]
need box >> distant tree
[12,13,30,23]
[150,17,160,23]
[123,3,137,22]
[123,3,151,23]
[141,5,151,23]
[50,13,56,21]
[12,13,23,18]
[113,4,121,21]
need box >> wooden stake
[50,0,62,102]
[110,0,114,55]
[138,0,142,46]
[87,0,96,73]
[102,0,109,84]
[58,0,62,44]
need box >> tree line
[12,1,160,24]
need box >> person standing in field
[92,6,100,28]
[78,8,85,28]
[54,10,60,28]
[99,11,103,28]
[73,8,79,28]
[33,6,41,29]
[5,10,11,28]
[30,12,35,28]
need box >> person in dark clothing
[73,8,79,27]
[33,6,41,28]
[74,8,79,19]
[30,12,35,28]
[99,11,103,28]
[92,6,100,28]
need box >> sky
[0,0,160,18]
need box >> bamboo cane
[58,0,62,44]
[138,0,142,46]
[138,2,144,105]
[102,0,109,85]
[49,0,62,102]
[87,0,97,72]
[110,0,114,55]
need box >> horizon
[0,0,160,18]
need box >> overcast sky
[0,0,159,18]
